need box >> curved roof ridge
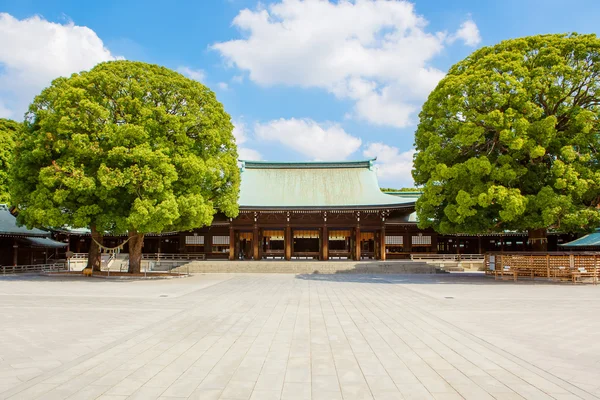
[240,159,376,170]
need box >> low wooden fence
[1,263,67,274]
[411,254,485,262]
[485,252,599,283]
[142,253,205,261]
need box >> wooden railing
[485,252,600,283]
[142,253,206,260]
[411,254,485,261]
[1,263,67,274]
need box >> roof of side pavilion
[0,204,50,237]
[560,229,600,247]
[238,159,416,210]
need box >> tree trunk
[528,228,548,252]
[87,225,103,272]
[127,230,144,274]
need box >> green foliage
[0,119,20,204]
[413,33,600,235]
[380,187,421,192]
[11,60,240,234]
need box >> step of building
[172,260,442,274]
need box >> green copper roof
[0,205,50,237]
[238,160,415,209]
[560,229,600,247]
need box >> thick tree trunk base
[128,231,144,274]
[528,228,548,252]
[87,225,103,272]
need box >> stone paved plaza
[0,273,599,400]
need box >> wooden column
[229,226,235,260]
[253,226,259,260]
[355,226,361,260]
[405,233,412,253]
[285,226,292,260]
[205,234,213,259]
[322,226,328,261]
[12,239,18,266]
[179,232,187,254]
[380,226,386,261]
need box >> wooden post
[355,226,361,261]
[229,226,235,260]
[253,226,259,260]
[380,226,386,261]
[205,234,213,259]
[285,226,292,261]
[322,226,328,261]
[12,239,17,266]
[157,237,162,261]
[478,235,482,254]
[546,254,550,278]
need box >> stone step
[172,260,442,274]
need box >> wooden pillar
[477,235,482,254]
[205,234,213,259]
[229,226,235,260]
[322,226,328,261]
[179,232,186,254]
[253,226,259,260]
[355,226,361,260]
[285,226,292,260]
[380,226,386,261]
[12,239,18,266]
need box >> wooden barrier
[485,252,599,284]
[1,263,66,274]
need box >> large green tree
[413,33,600,250]
[11,60,240,272]
[0,119,20,204]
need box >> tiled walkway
[0,273,598,400]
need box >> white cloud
[363,143,416,187]
[233,119,262,161]
[218,82,229,90]
[0,13,117,119]
[176,66,206,82]
[238,147,262,160]
[255,118,361,161]
[448,19,481,47]
[231,75,244,84]
[213,1,480,128]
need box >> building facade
[55,159,577,262]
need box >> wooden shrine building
[183,160,429,260]
[56,159,577,261]
[0,204,67,266]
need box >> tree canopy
[11,60,240,271]
[413,33,600,248]
[0,119,19,204]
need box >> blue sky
[1,0,599,188]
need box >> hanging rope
[92,237,132,253]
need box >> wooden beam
[253,227,259,260]
[285,226,291,261]
[229,226,235,260]
[380,226,386,261]
[322,226,328,261]
[12,238,18,266]
[355,226,361,260]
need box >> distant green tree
[380,187,421,192]
[0,119,20,204]
[11,60,240,272]
[413,34,600,250]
